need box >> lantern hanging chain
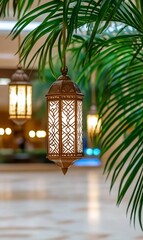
[91,71,96,106]
[61,0,68,76]
[62,20,66,71]
[17,5,22,69]
[17,33,22,68]
[91,83,96,105]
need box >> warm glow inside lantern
[87,105,101,147]
[46,72,83,174]
[9,68,32,125]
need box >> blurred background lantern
[8,21,32,126]
[87,72,101,148]
[9,67,32,125]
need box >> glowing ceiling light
[0,21,40,32]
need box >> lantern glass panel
[9,86,17,116]
[77,100,83,153]
[9,85,32,119]
[17,85,26,116]
[62,100,75,154]
[48,100,60,155]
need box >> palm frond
[69,32,143,229]
[0,0,41,17]
[11,1,63,77]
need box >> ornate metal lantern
[46,69,83,174]
[9,67,32,125]
[87,104,101,147]
[86,72,101,148]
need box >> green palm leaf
[70,30,143,229]
[0,0,41,17]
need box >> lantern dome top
[88,104,97,114]
[11,67,29,84]
[47,74,83,95]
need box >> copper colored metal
[46,72,84,173]
[62,168,68,175]
[11,67,29,83]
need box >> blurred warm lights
[29,130,35,138]
[5,128,12,135]
[0,128,4,135]
[29,130,46,139]
[36,130,46,138]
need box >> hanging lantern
[46,69,83,174]
[87,104,101,147]
[9,67,32,125]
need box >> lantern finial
[61,168,68,175]
[61,66,68,76]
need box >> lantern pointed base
[61,168,68,175]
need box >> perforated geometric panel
[48,101,59,154]
[62,100,75,154]
[77,101,83,153]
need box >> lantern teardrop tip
[61,168,68,175]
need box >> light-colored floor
[0,165,142,240]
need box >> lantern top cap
[10,67,29,83]
[47,72,83,96]
[88,104,97,114]
[60,66,68,76]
